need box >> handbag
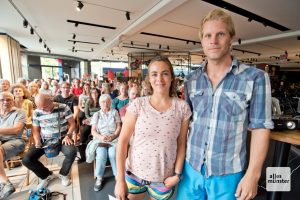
[28,187,66,200]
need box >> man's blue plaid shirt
[184,58,274,176]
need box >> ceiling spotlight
[91,48,94,52]
[73,34,76,39]
[125,11,130,20]
[101,37,105,42]
[186,41,189,44]
[147,43,149,47]
[193,42,196,45]
[39,38,42,43]
[73,41,76,45]
[248,18,252,22]
[238,38,241,45]
[23,19,28,28]
[30,27,34,35]
[44,44,47,48]
[75,23,78,27]
[131,41,133,46]
[167,45,169,50]
[159,44,161,49]
[76,1,84,11]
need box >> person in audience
[77,88,101,162]
[78,83,91,122]
[17,77,27,87]
[11,84,33,125]
[53,82,79,142]
[90,81,97,90]
[111,83,129,112]
[50,79,61,96]
[0,92,26,199]
[176,9,273,200]
[114,56,191,200]
[71,78,83,96]
[140,80,151,97]
[28,81,39,109]
[89,94,121,191]
[0,80,10,93]
[119,86,139,122]
[39,81,52,96]
[22,93,76,190]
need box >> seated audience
[0,92,26,199]
[22,93,77,190]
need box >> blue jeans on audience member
[95,146,116,178]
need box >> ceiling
[0,0,300,69]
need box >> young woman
[115,56,191,200]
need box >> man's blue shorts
[176,161,244,200]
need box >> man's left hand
[62,135,74,145]
[235,172,258,200]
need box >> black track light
[73,34,76,39]
[44,44,47,48]
[91,48,94,52]
[73,41,76,45]
[30,27,34,35]
[23,19,28,28]
[159,44,161,49]
[248,18,252,22]
[101,37,105,42]
[125,11,130,20]
[131,41,133,46]
[167,45,169,50]
[76,1,84,11]
[238,38,241,45]
[39,38,42,43]
[186,41,189,44]
[75,23,78,27]
[147,43,149,47]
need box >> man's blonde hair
[199,9,235,39]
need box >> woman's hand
[82,119,90,125]
[62,135,74,145]
[114,179,128,200]
[163,175,180,189]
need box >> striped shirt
[33,103,73,140]
[184,58,274,176]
